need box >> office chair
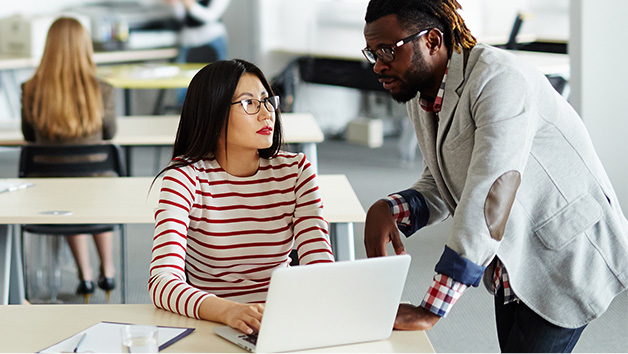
[156,45,219,115]
[18,143,127,304]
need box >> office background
[0,0,627,352]
[1,0,626,212]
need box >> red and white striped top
[149,152,334,319]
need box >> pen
[73,333,87,353]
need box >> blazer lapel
[434,49,469,212]
[436,49,467,147]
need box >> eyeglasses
[231,96,280,115]
[362,29,430,64]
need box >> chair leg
[120,224,127,304]
[48,236,62,303]
[23,233,45,302]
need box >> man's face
[364,14,435,103]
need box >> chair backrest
[186,44,218,63]
[19,144,126,178]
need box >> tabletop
[0,48,178,71]
[0,304,434,353]
[0,174,364,225]
[97,63,206,89]
[0,113,324,147]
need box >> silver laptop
[213,254,411,353]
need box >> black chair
[185,44,218,64]
[18,143,127,303]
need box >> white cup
[121,325,159,353]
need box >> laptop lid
[244,254,411,352]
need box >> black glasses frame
[362,28,431,64]
[231,96,280,115]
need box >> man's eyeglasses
[231,96,280,115]
[362,29,430,64]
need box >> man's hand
[364,199,406,257]
[394,303,440,331]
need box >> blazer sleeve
[411,163,451,226]
[436,60,536,286]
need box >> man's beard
[389,48,432,103]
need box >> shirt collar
[418,58,451,114]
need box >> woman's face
[222,73,275,154]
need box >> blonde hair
[22,17,103,141]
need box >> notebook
[213,254,411,352]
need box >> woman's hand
[222,303,265,334]
[199,296,265,334]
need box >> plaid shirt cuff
[420,274,468,317]
[384,194,412,227]
[494,260,518,305]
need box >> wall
[570,0,628,214]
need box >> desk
[111,113,324,172]
[0,112,325,174]
[0,304,434,353]
[0,177,159,306]
[505,50,569,77]
[0,48,178,119]
[0,175,364,305]
[97,63,206,115]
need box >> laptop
[213,254,411,353]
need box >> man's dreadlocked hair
[365,0,476,54]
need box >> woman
[21,17,117,302]
[165,0,231,105]
[149,59,334,334]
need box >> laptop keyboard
[239,333,258,345]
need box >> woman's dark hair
[365,0,476,54]
[155,59,283,179]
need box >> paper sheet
[0,181,34,194]
[38,321,194,353]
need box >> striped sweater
[149,152,334,319]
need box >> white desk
[0,175,364,305]
[0,304,434,353]
[0,112,325,174]
[0,48,178,119]
[505,49,569,77]
[96,62,206,116]
[0,48,177,71]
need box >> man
[361,0,628,352]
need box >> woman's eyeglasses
[231,96,280,115]
[362,29,430,64]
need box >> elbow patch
[484,170,521,241]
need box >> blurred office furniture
[18,144,126,303]
[502,12,567,54]
[155,44,219,115]
[0,174,362,305]
[97,63,205,116]
[272,56,384,113]
[0,113,324,175]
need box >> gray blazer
[407,44,628,327]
